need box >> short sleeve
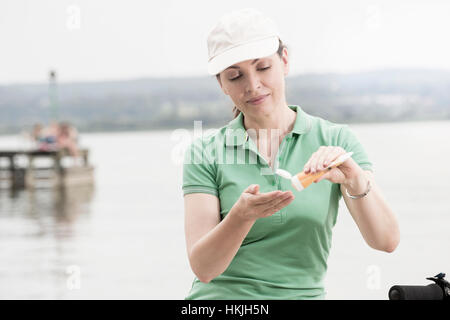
[182,138,219,197]
[336,125,374,173]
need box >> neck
[243,104,296,140]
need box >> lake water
[0,120,449,299]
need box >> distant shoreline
[1,68,449,137]
[1,116,449,138]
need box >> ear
[281,47,289,76]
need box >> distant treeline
[1,68,449,135]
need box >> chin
[252,101,274,113]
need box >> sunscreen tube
[275,152,353,191]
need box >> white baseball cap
[207,8,281,75]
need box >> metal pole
[49,70,58,121]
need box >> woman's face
[217,48,289,117]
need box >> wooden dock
[0,149,94,189]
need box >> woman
[57,122,80,159]
[36,121,59,152]
[182,8,400,300]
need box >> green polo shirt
[182,105,373,299]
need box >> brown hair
[216,38,287,119]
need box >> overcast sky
[1,0,449,84]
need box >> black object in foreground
[389,273,450,300]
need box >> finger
[319,147,342,170]
[263,191,294,209]
[256,191,292,211]
[303,149,320,173]
[258,190,293,206]
[316,146,335,171]
[251,190,283,205]
[309,146,328,173]
[251,184,260,194]
[261,196,292,217]
[245,184,259,194]
[261,193,294,216]
[270,190,293,204]
[324,147,346,169]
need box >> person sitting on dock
[56,122,81,160]
[31,123,44,145]
[31,122,82,165]
[32,122,59,152]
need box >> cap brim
[207,36,279,75]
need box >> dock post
[25,154,35,189]
[9,155,25,189]
[54,151,63,188]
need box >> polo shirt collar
[225,105,311,147]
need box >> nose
[245,71,261,93]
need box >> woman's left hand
[303,146,363,185]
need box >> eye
[228,66,271,81]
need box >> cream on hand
[275,152,354,191]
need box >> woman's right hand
[230,184,295,222]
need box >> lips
[247,94,270,103]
